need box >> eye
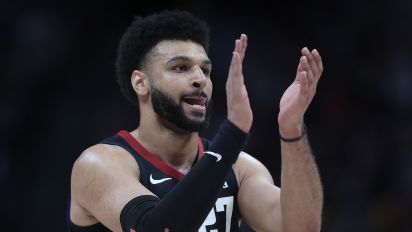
[201,68,211,76]
[173,64,188,72]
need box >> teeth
[183,101,206,110]
[191,104,205,109]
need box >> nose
[192,66,207,89]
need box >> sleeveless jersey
[68,130,241,232]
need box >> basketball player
[68,10,323,232]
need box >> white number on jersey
[198,196,234,232]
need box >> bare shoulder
[70,143,154,230]
[71,143,140,206]
[235,152,270,172]
[74,143,138,172]
[233,151,274,187]
[72,144,139,183]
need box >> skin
[70,35,323,232]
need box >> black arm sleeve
[120,119,248,232]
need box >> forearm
[276,45,324,232]
[280,134,323,232]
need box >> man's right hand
[226,34,253,133]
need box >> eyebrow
[166,56,212,65]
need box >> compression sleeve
[120,119,248,232]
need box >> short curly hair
[115,10,210,105]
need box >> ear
[131,70,150,96]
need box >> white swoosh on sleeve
[204,151,222,162]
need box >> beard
[151,85,212,132]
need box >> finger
[296,60,303,73]
[239,34,248,62]
[299,71,309,102]
[301,55,318,97]
[234,52,243,82]
[235,38,247,62]
[301,47,319,78]
[234,39,243,64]
[294,56,305,82]
[300,56,315,87]
[228,52,242,82]
[233,35,247,62]
[234,39,240,53]
[227,52,245,96]
[312,49,323,74]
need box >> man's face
[147,40,213,132]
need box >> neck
[131,112,200,174]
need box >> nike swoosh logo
[204,151,222,162]
[149,174,172,184]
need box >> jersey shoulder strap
[99,133,150,184]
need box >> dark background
[1,0,412,231]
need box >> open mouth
[182,96,207,110]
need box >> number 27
[198,196,234,232]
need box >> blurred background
[1,0,412,231]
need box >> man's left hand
[278,47,323,138]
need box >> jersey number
[198,196,234,232]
